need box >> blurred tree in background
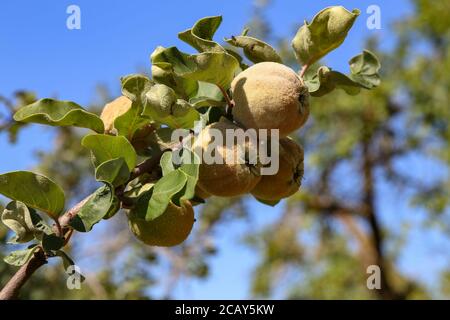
[0,0,449,299]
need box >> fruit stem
[217,85,234,110]
[299,64,310,80]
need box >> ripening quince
[100,96,132,132]
[128,201,195,247]
[231,62,309,137]
[192,118,261,197]
[251,137,304,201]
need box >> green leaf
[1,201,37,243]
[292,6,360,66]
[55,250,76,270]
[152,47,239,89]
[178,149,200,202]
[304,50,381,97]
[13,98,104,133]
[124,182,154,200]
[160,151,175,176]
[348,50,381,88]
[304,66,362,97]
[1,201,52,243]
[42,233,64,251]
[189,81,225,108]
[178,16,225,53]
[114,75,155,139]
[198,106,227,127]
[142,84,201,129]
[95,158,130,187]
[225,49,249,71]
[151,46,198,99]
[4,246,40,266]
[0,171,65,219]
[177,52,239,89]
[147,127,179,152]
[114,101,151,140]
[145,170,187,221]
[81,134,137,171]
[120,74,154,102]
[225,35,282,64]
[103,196,121,220]
[70,185,115,232]
[143,84,178,118]
[55,250,86,282]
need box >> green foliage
[178,16,225,53]
[304,50,381,97]
[153,46,239,89]
[81,134,137,171]
[13,98,104,133]
[292,6,360,66]
[189,82,225,108]
[142,84,200,129]
[138,169,186,221]
[115,75,153,138]
[0,171,65,219]
[42,233,64,251]
[225,31,283,64]
[348,50,381,88]
[4,246,40,267]
[1,201,48,244]
[95,158,130,187]
[0,5,413,300]
[70,185,116,232]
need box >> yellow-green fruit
[100,96,132,132]
[128,201,195,247]
[231,62,309,137]
[251,137,304,201]
[192,119,261,197]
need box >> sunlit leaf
[13,98,104,133]
[70,185,115,232]
[151,46,198,98]
[348,50,381,88]
[0,171,65,219]
[151,47,239,89]
[1,201,41,243]
[225,35,282,64]
[81,134,137,171]
[145,170,187,221]
[95,157,130,187]
[178,16,225,53]
[292,6,360,66]
[4,246,40,266]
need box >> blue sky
[3,0,447,299]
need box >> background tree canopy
[0,0,449,299]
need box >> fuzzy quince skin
[192,119,261,197]
[231,62,309,137]
[128,201,195,247]
[251,137,304,201]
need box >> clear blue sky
[3,0,447,299]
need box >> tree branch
[0,250,47,300]
[0,152,163,300]
[361,132,403,300]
